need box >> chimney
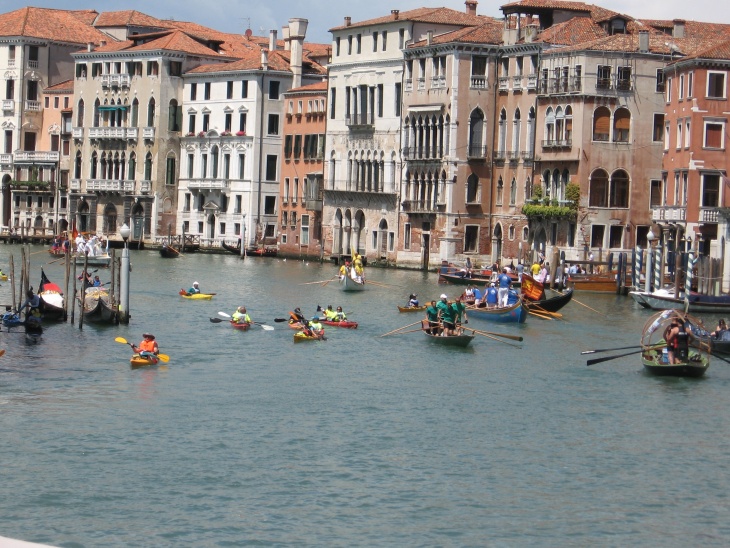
[99,40,106,47]
[345,16,352,27]
[282,25,290,51]
[638,30,649,53]
[465,0,477,16]
[427,31,433,45]
[673,19,685,39]
[269,29,277,52]
[288,18,308,89]
[261,48,268,71]
[391,10,399,20]
[87,42,94,52]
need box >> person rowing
[425,300,440,335]
[131,333,160,364]
[186,281,201,295]
[436,294,457,336]
[289,307,307,328]
[232,306,251,325]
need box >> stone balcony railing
[2,99,14,111]
[70,179,81,191]
[0,153,12,165]
[526,74,538,89]
[143,127,155,139]
[72,127,84,139]
[25,100,41,112]
[14,151,59,162]
[27,60,38,69]
[86,179,135,192]
[89,127,138,140]
[186,178,230,190]
[470,75,487,89]
[498,77,509,91]
[100,74,131,88]
[701,207,720,223]
[651,205,686,221]
[140,180,152,193]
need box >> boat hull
[641,350,709,377]
[130,354,159,367]
[635,291,730,313]
[469,299,528,323]
[179,290,214,300]
[230,320,251,331]
[82,289,117,324]
[321,319,358,329]
[340,274,365,292]
[398,305,427,313]
[221,241,242,255]
[423,331,474,347]
[160,245,180,258]
[25,323,43,344]
[293,330,325,342]
[76,254,112,267]
[524,288,574,313]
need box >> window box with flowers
[186,132,195,137]
[221,130,232,136]
[197,131,206,137]
[236,131,246,137]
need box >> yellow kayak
[130,353,159,367]
[293,330,325,343]
[179,289,215,300]
[0,275,7,282]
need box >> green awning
[98,106,127,111]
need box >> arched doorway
[334,209,343,255]
[103,203,117,234]
[131,201,144,240]
[533,227,547,260]
[354,210,365,255]
[2,174,11,226]
[77,200,90,232]
[493,223,503,266]
[207,213,215,239]
[378,218,388,258]
[344,210,352,254]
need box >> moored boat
[221,241,242,254]
[24,321,43,344]
[82,287,117,324]
[468,297,528,323]
[38,269,65,321]
[524,287,574,313]
[640,309,711,377]
[631,289,730,314]
[130,353,159,367]
[160,245,180,258]
[397,305,427,313]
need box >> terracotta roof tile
[186,48,326,76]
[537,16,607,45]
[410,18,503,46]
[546,32,715,56]
[0,7,109,44]
[93,10,167,29]
[44,79,74,92]
[501,0,592,14]
[287,81,328,93]
[330,7,483,32]
[127,30,226,57]
[639,19,730,41]
[669,36,730,63]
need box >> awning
[407,104,443,113]
[98,106,128,111]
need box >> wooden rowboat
[397,305,427,313]
[640,349,709,377]
[640,310,710,378]
[230,320,251,331]
[468,298,529,323]
[423,330,474,347]
[340,272,365,291]
[524,288,574,313]
[160,245,180,258]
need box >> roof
[90,29,226,58]
[537,16,607,46]
[286,80,328,93]
[501,0,592,14]
[639,19,730,42]
[93,10,167,29]
[410,18,503,47]
[0,7,109,44]
[667,36,730,65]
[546,32,712,56]
[44,79,74,93]
[330,7,483,32]
[187,48,326,76]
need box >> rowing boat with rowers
[398,304,427,313]
[420,320,474,347]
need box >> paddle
[468,329,522,348]
[380,320,423,337]
[114,337,170,362]
[467,328,523,342]
[581,345,641,355]
[300,277,336,285]
[210,317,225,323]
[218,311,274,330]
[586,349,644,366]
[556,290,606,316]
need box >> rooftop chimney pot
[269,29,277,52]
[392,10,400,20]
[345,16,352,27]
[672,19,685,39]
[465,0,478,16]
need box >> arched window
[74,151,82,179]
[468,108,484,157]
[147,97,156,127]
[553,168,561,201]
[593,106,610,141]
[564,106,573,144]
[526,107,535,155]
[168,99,181,132]
[77,99,85,127]
[131,98,139,127]
[510,178,517,205]
[555,106,564,143]
[613,107,630,143]
[512,108,521,153]
[589,168,609,207]
[128,153,136,180]
[90,151,98,179]
[543,169,551,198]
[466,174,479,203]
[498,108,507,153]
[545,107,555,143]
[610,169,629,207]
[144,152,152,181]
[103,203,117,233]
[211,146,219,179]
[496,176,503,205]
[93,99,100,127]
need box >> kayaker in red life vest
[132,333,159,359]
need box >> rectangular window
[664,122,670,150]
[264,196,276,215]
[226,81,233,99]
[238,154,245,179]
[204,82,211,100]
[688,72,694,97]
[597,65,611,89]
[382,31,387,51]
[666,77,672,102]
[241,80,249,98]
[617,66,631,91]
[53,96,59,108]
[609,226,623,248]
[219,222,226,235]
[284,135,293,158]
[707,71,726,98]
[394,83,401,117]
[239,113,247,133]
[685,120,691,148]
[293,178,299,203]
[269,81,280,100]
[372,32,378,52]
[225,113,232,132]
[704,121,724,148]
[50,134,59,152]
[202,114,209,132]
[169,61,182,77]
[165,156,176,185]
[702,174,720,207]
[335,37,341,57]
[147,61,159,76]
[404,223,411,250]
[656,69,665,93]
[348,35,352,55]
[399,28,405,49]
[62,139,70,156]
[679,74,685,99]
[464,226,479,253]
[330,88,336,119]
[64,97,69,109]
[591,225,605,248]
[301,214,310,245]
[284,178,290,202]
[294,134,302,158]
[190,83,197,101]
[265,155,277,181]
[187,154,194,178]
[235,195,242,214]
[653,113,664,142]
[198,222,203,233]
[356,34,361,54]
[184,193,191,212]
[650,179,662,206]
[377,84,383,117]
[676,121,682,149]
[188,114,196,134]
[267,114,279,135]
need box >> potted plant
[236,130,246,136]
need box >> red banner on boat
[521,273,545,301]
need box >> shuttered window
[705,123,723,148]
[593,107,610,141]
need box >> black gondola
[221,241,241,254]
[159,244,180,258]
[524,287,574,313]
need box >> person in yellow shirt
[530,261,541,277]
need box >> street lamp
[119,223,131,324]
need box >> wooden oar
[388,327,426,336]
[114,336,170,362]
[467,329,522,348]
[367,280,400,288]
[465,328,523,342]
[581,345,641,355]
[210,317,225,323]
[529,310,554,320]
[586,349,644,366]
[528,304,563,319]
[380,320,423,337]
[300,278,335,285]
[556,290,606,316]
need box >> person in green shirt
[232,306,251,324]
[425,300,440,335]
[451,296,468,334]
[436,294,456,336]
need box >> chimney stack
[345,16,351,27]
[269,29,277,52]
[391,10,400,20]
[100,40,106,47]
[673,19,685,39]
[638,30,649,53]
[261,49,268,71]
[427,31,433,45]
[288,18,308,89]
[282,25,290,51]
[87,42,94,52]
[465,0,478,16]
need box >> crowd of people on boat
[339,253,365,284]
[423,294,468,337]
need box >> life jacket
[139,339,157,353]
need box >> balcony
[25,100,41,112]
[512,75,523,90]
[542,139,573,149]
[596,78,612,91]
[493,150,507,162]
[143,127,155,139]
[2,99,14,111]
[616,79,632,92]
[187,178,230,190]
[14,151,59,163]
[430,76,446,89]
[571,77,582,92]
[72,127,84,139]
[345,112,374,127]
[467,145,487,160]
[498,77,509,91]
[417,77,426,90]
[526,74,538,90]
[89,127,137,140]
[470,75,487,89]
[0,153,12,165]
[405,78,413,92]
[521,151,535,165]
[140,180,152,193]
[100,74,130,88]
[651,206,686,222]
[402,199,439,213]
[27,60,38,69]
[402,146,444,161]
[507,151,520,163]
[86,179,135,192]
[701,207,720,223]
[70,179,81,191]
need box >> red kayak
[321,319,358,329]
[230,320,251,331]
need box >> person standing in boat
[187,281,201,295]
[451,297,468,334]
[20,288,41,325]
[132,333,159,360]
[437,294,456,336]
[485,282,499,307]
[338,262,348,280]
[232,306,251,325]
[425,300,440,335]
[497,268,513,307]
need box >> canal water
[1,247,730,547]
